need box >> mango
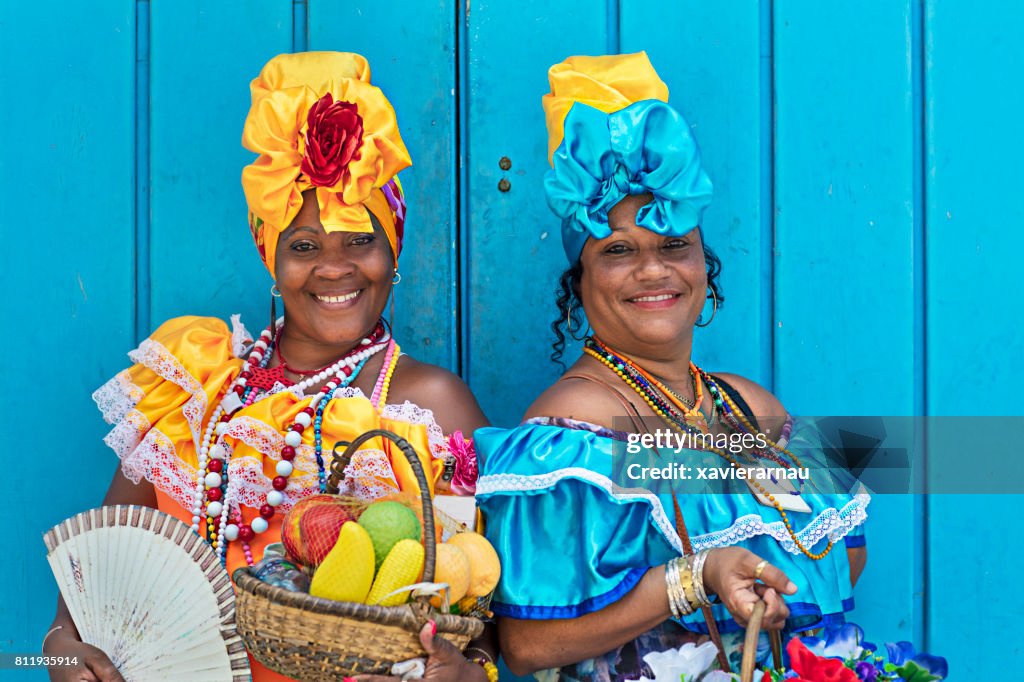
[365,539,425,606]
[309,522,375,603]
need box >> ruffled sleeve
[475,424,680,619]
[476,420,870,635]
[92,316,247,509]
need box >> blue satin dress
[475,417,867,680]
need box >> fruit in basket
[358,501,421,571]
[281,495,361,567]
[365,538,425,606]
[429,543,471,609]
[309,522,375,603]
[379,491,444,545]
[447,531,501,597]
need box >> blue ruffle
[475,423,868,634]
[544,100,714,262]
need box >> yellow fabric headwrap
[241,51,412,276]
[542,51,669,164]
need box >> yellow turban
[241,51,411,276]
[542,51,669,164]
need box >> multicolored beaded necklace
[585,336,833,560]
[191,320,392,566]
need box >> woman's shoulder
[386,356,489,434]
[708,372,789,436]
[523,358,629,428]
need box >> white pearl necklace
[190,322,390,565]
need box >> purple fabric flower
[854,660,879,681]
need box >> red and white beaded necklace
[190,320,389,564]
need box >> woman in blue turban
[475,52,868,680]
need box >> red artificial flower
[300,93,364,187]
[787,638,858,682]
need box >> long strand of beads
[226,338,390,564]
[586,342,833,560]
[374,342,401,408]
[314,356,370,492]
[191,324,276,535]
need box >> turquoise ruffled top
[474,419,868,635]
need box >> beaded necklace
[585,337,833,560]
[192,320,390,565]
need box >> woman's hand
[44,629,125,682]
[352,621,487,682]
[702,547,797,630]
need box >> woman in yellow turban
[45,52,495,682]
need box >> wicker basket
[234,429,486,680]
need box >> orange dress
[94,315,449,680]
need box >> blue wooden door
[4,1,1020,677]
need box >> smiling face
[274,190,394,357]
[578,193,707,355]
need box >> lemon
[429,543,471,609]
[447,532,501,598]
[309,522,375,603]
[358,501,422,571]
[365,539,425,606]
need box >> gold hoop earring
[392,270,402,285]
[270,283,282,298]
[695,288,718,328]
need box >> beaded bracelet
[470,657,499,682]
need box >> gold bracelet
[678,556,701,612]
[665,557,694,617]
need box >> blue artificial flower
[800,623,868,659]
[884,641,948,679]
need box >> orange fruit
[428,543,471,609]
[446,532,501,598]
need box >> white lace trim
[127,338,208,457]
[222,416,320,511]
[476,468,685,554]
[93,370,144,425]
[689,493,870,554]
[380,400,448,459]
[103,412,198,511]
[229,314,253,358]
[477,471,871,556]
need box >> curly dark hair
[550,239,725,367]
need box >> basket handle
[740,601,784,682]
[327,430,438,595]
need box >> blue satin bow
[544,99,714,262]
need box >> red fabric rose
[300,93,364,187]
[787,638,858,682]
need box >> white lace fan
[44,505,251,681]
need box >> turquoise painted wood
[5,2,1022,679]
[772,0,923,647]
[924,0,1024,675]
[1,0,136,668]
